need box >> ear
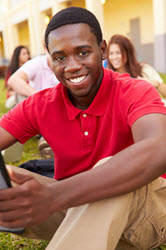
[100,40,107,60]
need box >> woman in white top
[106,34,166,99]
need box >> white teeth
[70,75,86,83]
[113,60,119,64]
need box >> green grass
[159,73,166,83]
[1,77,166,249]
[0,233,48,250]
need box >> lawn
[0,77,166,249]
[159,73,166,83]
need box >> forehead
[20,48,27,54]
[110,43,121,51]
[20,48,27,52]
[48,23,98,52]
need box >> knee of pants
[124,178,166,249]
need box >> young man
[0,7,166,250]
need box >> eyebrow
[76,45,92,50]
[51,50,64,57]
[51,45,92,57]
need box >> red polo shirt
[1,68,166,180]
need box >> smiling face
[108,43,127,73]
[48,23,106,109]
[19,48,30,65]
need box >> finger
[0,193,31,211]
[0,178,33,201]
[0,207,31,223]
[6,166,33,185]
[0,214,31,229]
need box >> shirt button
[84,131,89,136]
[83,114,87,117]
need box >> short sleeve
[119,77,166,127]
[0,96,40,143]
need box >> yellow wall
[0,32,4,58]
[17,20,30,51]
[0,0,155,58]
[103,0,153,44]
[40,9,53,50]
[0,0,165,71]
[71,0,85,8]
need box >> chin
[113,65,120,69]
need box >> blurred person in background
[106,34,166,101]
[4,45,30,108]
[7,44,59,160]
[7,46,59,101]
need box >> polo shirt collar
[62,68,112,120]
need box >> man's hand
[0,167,56,229]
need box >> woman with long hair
[107,34,166,98]
[4,45,30,108]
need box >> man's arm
[0,127,17,150]
[7,71,37,97]
[52,113,166,209]
[0,113,166,229]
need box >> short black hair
[45,6,103,52]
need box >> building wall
[0,0,165,73]
[153,0,166,72]
[104,0,153,42]
[103,0,154,66]
[17,21,30,49]
[70,0,85,8]
[0,32,4,59]
[0,0,87,59]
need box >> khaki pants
[10,157,166,250]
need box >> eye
[79,51,88,56]
[55,55,65,61]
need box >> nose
[64,56,82,73]
[110,53,117,59]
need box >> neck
[117,65,126,74]
[19,62,24,67]
[69,71,103,110]
[70,94,95,110]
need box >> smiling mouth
[112,60,120,65]
[69,75,87,85]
